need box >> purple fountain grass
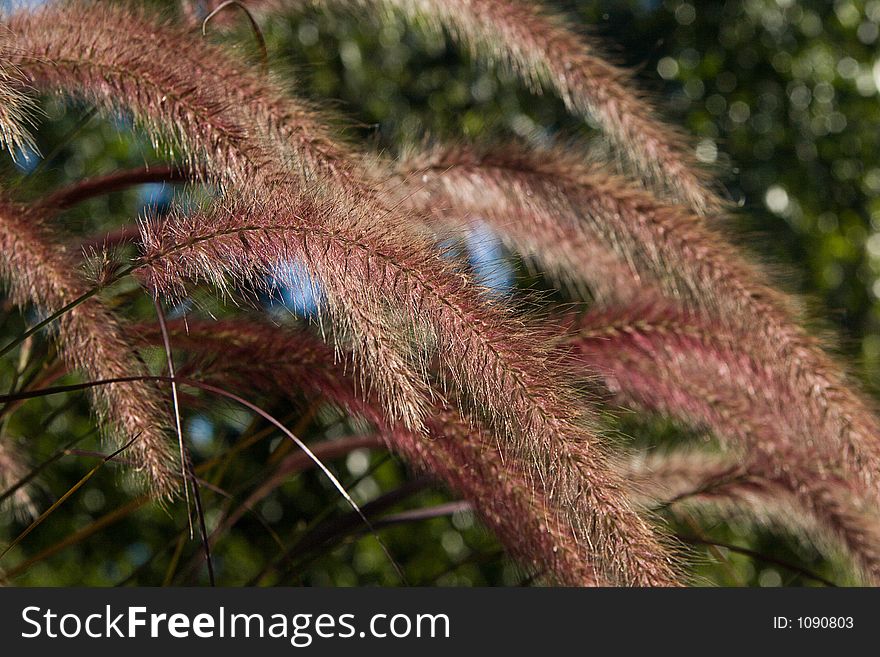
[130,318,608,586]
[569,302,880,583]
[396,141,880,495]
[193,0,722,214]
[390,143,658,305]
[4,0,872,587]
[4,2,678,584]
[134,215,680,583]
[4,5,270,187]
[621,449,873,585]
[567,302,795,454]
[389,409,603,586]
[4,2,434,431]
[7,3,617,444]
[0,75,36,158]
[7,3,510,430]
[41,150,649,306]
[136,200,680,586]
[0,198,178,497]
[0,31,38,157]
[21,157,644,305]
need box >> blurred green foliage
[2,0,879,587]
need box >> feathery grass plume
[0,438,36,520]
[131,318,603,585]
[4,1,431,431]
[389,143,657,305]
[568,302,791,452]
[137,198,681,586]
[45,154,647,306]
[399,141,880,493]
[0,29,39,157]
[570,302,880,583]
[7,1,679,584]
[136,193,437,431]
[621,449,871,585]
[194,0,722,214]
[6,2,500,435]
[11,2,586,452]
[4,3,420,429]
[390,408,601,586]
[3,4,271,187]
[0,197,178,497]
